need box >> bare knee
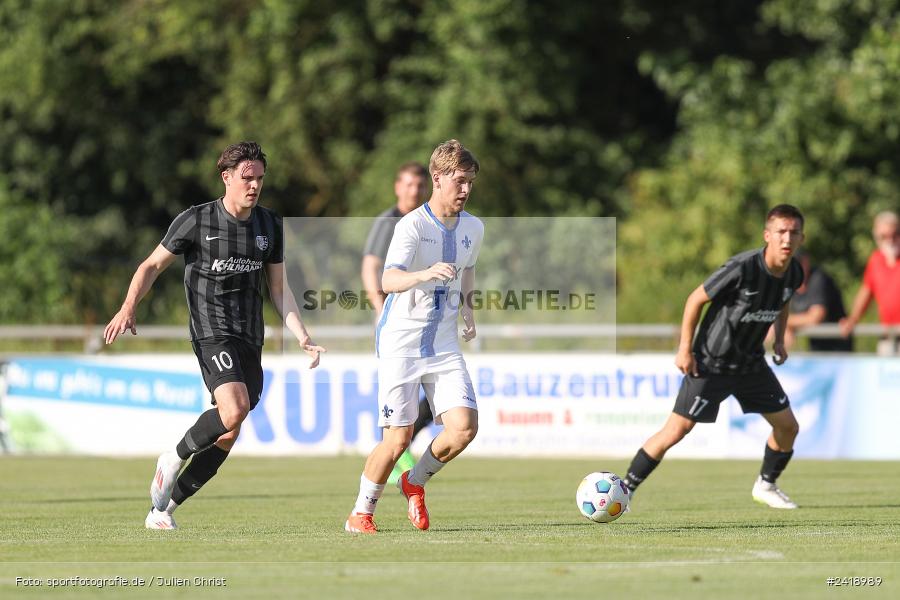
[219,402,249,431]
[383,428,413,459]
[666,418,694,444]
[647,419,694,457]
[213,383,252,431]
[775,418,800,442]
[388,438,412,460]
[449,422,478,449]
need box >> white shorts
[377,353,477,427]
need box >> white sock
[352,474,384,515]
[165,499,179,515]
[408,444,445,487]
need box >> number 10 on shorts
[211,351,233,372]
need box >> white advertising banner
[4,354,899,459]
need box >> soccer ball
[576,471,630,523]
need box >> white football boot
[752,476,798,509]
[150,451,185,511]
[145,508,178,530]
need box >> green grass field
[2,456,899,599]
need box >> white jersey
[376,203,484,358]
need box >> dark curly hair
[216,141,267,173]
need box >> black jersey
[362,207,402,260]
[693,247,804,374]
[161,198,283,346]
[789,266,851,352]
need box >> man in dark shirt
[786,251,852,352]
[104,141,325,529]
[361,163,430,313]
[361,162,434,484]
[621,204,805,509]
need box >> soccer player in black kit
[622,205,805,509]
[104,142,325,529]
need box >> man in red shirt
[841,211,900,353]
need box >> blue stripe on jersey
[442,228,457,264]
[375,293,397,358]
[419,226,459,356]
[384,263,407,271]
[420,285,448,357]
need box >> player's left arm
[459,222,483,342]
[265,261,326,368]
[772,303,790,365]
[460,266,476,341]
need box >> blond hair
[428,139,480,177]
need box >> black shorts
[673,367,789,423]
[192,337,264,409]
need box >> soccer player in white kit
[345,140,483,533]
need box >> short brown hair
[428,139,479,177]
[766,204,804,229]
[217,141,267,173]
[395,161,428,181]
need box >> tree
[619,0,900,322]
[0,180,74,322]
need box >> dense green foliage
[619,0,900,320]
[0,0,897,324]
[2,456,900,598]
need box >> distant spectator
[785,250,852,352]
[840,211,900,354]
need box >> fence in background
[0,324,895,354]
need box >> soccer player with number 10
[104,142,324,529]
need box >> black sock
[175,408,229,460]
[171,445,230,505]
[760,444,793,483]
[623,448,660,491]
[412,396,434,439]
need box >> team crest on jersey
[462,235,472,250]
[783,288,792,301]
[256,236,269,251]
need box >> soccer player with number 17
[622,205,806,509]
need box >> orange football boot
[397,471,429,530]
[344,512,378,534]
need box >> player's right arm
[382,263,458,293]
[380,216,457,292]
[772,303,790,365]
[103,245,178,344]
[675,285,710,377]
